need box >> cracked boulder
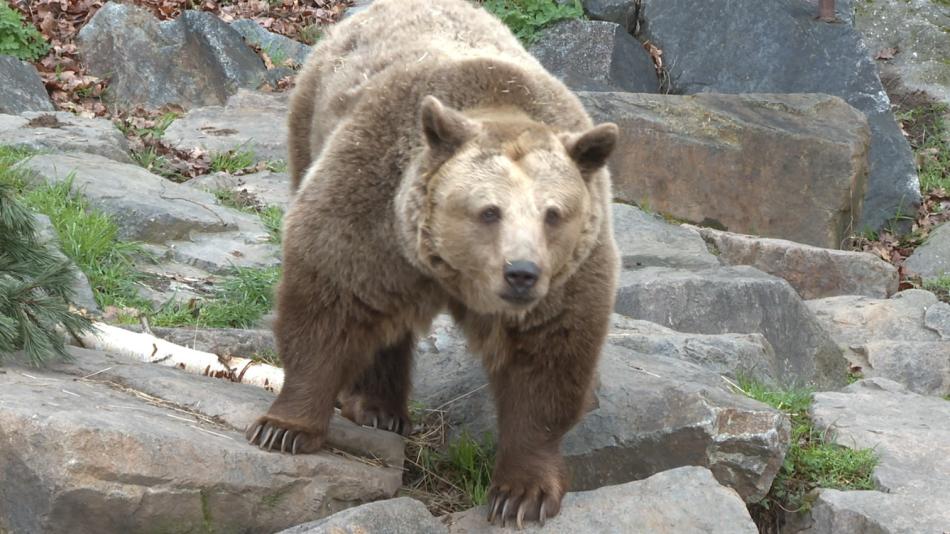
[411,316,790,503]
[0,347,404,534]
[615,266,847,388]
[77,2,267,109]
[807,289,950,395]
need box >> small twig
[61,389,81,397]
[79,366,114,380]
[189,425,234,441]
[433,383,488,411]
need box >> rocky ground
[1,0,949,533]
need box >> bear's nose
[504,260,540,291]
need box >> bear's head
[397,96,618,315]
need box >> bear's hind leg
[339,332,415,436]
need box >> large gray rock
[230,19,313,67]
[0,112,132,164]
[580,91,870,249]
[0,55,54,113]
[0,346,404,534]
[412,316,791,503]
[812,378,950,495]
[636,0,920,232]
[904,222,950,280]
[77,2,267,109]
[278,497,445,534]
[855,0,950,109]
[164,89,289,163]
[807,290,950,394]
[695,226,898,299]
[16,152,257,243]
[529,19,658,93]
[615,266,847,388]
[445,466,758,534]
[612,203,720,270]
[187,170,292,209]
[800,488,950,534]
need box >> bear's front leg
[245,276,377,455]
[483,320,604,529]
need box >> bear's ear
[420,95,479,154]
[561,123,619,176]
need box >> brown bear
[246,0,620,527]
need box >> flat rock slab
[17,152,250,243]
[811,378,950,495]
[0,55,54,113]
[615,265,847,388]
[165,89,290,163]
[575,0,638,31]
[636,0,919,231]
[800,488,950,534]
[0,347,404,534]
[278,497,446,534]
[855,0,950,108]
[530,19,658,93]
[580,92,870,249]
[695,226,898,299]
[187,169,292,208]
[412,316,790,503]
[77,2,267,109]
[0,111,132,164]
[612,203,720,270]
[169,231,281,273]
[904,221,950,280]
[445,466,758,534]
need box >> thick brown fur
[248,0,620,527]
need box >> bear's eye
[545,208,561,226]
[480,206,501,224]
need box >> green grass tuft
[479,0,584,44]
[210,149,256,174]
[737,377,877,520]
[152,266,280,328]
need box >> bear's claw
[245,419,319,455]
[486,477,560,530]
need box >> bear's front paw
[486,462,566,529]
[245,416,324,455]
